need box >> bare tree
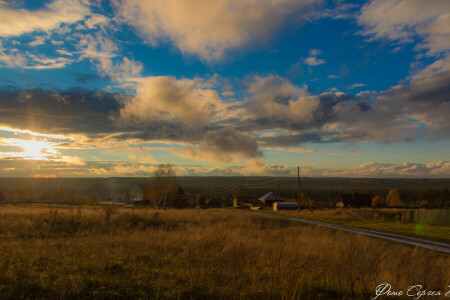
[152,164,179,209]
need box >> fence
[402,210,450,226]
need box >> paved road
[259,212,450,254]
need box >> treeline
[0,180,449,208]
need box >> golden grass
[0,205,448,299]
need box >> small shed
[336,193,371,207]
[233,196,259,207]
[205,197,221,208]
[273,202,298,211]
[259,192,284,206]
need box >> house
[336,193,372,207]
[273,202,298,211]
[205,197,221,208]
[258,192,284,206]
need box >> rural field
[0,205,449,299]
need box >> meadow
[0,205,449,299]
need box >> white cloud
[358,0,450,55]
[0,0,90,37]
[116,0,322,61]
[77,32,142,82]
[347,83,367,89]
[0,43,26,68]
[304,48,326,66]
[56,49,73,56]
[28,36,46,46]
[304,56,326,66]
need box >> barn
[273,202,298,211]
[336,193,372,207]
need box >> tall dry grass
[272,207,405,222]
[0,205,448,299]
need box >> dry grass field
[0,205,449,299]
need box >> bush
[371,196,385,208]
[386,189,402,207]
[328,201,335,209]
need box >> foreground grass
[0,205,448,299]
[266,208,450,241]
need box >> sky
[0,0,449,178]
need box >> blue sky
[0,0,449,177]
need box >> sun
[18,140,49,157]
[7,139,54,160]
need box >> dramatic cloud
[175,128,262,163]
[384,56,450,138]
[0,0,90,37]
[238,75,322,131]
[358,0,450,55]
[118,76,222,129]
[116,0,322,61]
[0,88,125,135]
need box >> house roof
[258,192,284,202]
[206,197,221,204]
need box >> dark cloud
[202,128,262,158]
[70,73,106,84]
[0,87,125,135]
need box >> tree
[171,186,189,208]
[152,164,179,209]
[386,189,402,207]
[197,194,207,208]
[371,195,386,208]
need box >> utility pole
[297,167,300,212]
[278,179,280,201]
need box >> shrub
[371,196,385,208]
[328,201,335,209]
[386,189,402,207]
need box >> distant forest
[0,177,449,208]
